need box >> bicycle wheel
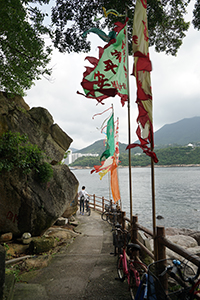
[129,261,147,300]
[117,256,125,282]
[88,208,91,216]
[107,212,114,225]
[101,211,108,221]
[193,281,200,300]
[129,271,137,300]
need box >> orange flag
[110,156,120,203]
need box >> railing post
[121,211,126,229]
[156,226,166,261]
[102,197,104,212]
[156,226,167,293]
[110,199,113,210]
[131,215,138,244]
[93,194,96,211]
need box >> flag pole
[125,8,133,219]
[108,104,114,203]
[117,117,122,209]
[151,134,157,260]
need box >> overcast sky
[25,1,200,150]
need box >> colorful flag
[111,117,120,203]
[91,112,115,176]
[100,113,115,161]
[78,20,128,106]
[91,113,121,203]
[126,0,158,163]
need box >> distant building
[64,151,98,165]
[187,143,194,148]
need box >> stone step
[3,274,15,300]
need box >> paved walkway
[13,210,131,300]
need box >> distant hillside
[74,116,200,154]
[74,140,128,155]
[154,116,200,146]
[69,147,78,153]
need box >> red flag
[126,0,158,163]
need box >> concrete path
[13,210,131,300]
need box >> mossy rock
[29,236,55,254]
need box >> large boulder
[0,245,5,300]
[0,92,79,237]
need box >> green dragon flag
[78,19,128,106]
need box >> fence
[83,194,200,268]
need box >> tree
[1,0,199,96]
[0,0,52,96]
[50,0,191,56]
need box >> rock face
[0,92,79,237]
[0,245,5,300]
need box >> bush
[37,162,53,183]
[0,131,53,183]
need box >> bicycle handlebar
[113,224,129,235]
[160,259,200,284]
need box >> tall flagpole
[108,104,114,203]
[125,8,133,219]
[151,133,157,260]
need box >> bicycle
[158,257,200,299]
[116,227,147,300]
[85,196,91,216]
[112,224,125,256]
[135,257,200,300]
[101,204,122,226]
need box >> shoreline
[70,164,200,170]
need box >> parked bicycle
[135,257,200,300]
[112,224,125,256]
[85,196,91,216]
[101,204,122,226]
[116,226,147,300]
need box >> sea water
[72,167,200,231]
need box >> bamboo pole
[125,8,133,220]
[151,133,157,260]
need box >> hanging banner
[126,0,158,163]
[78,20,128,106]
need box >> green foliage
[71,156,100,167]
[1,0,200,95]
[3,243,9,251]
[5,266,21,282]
[0,0,52,96]
[69,146,200,167]
[64,150,70,159]
[0,131,53,183]
[193,0,200,30]
[50,0,190,56]
[36,162,53,183]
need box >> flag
[111,117,120,203]
[100,113,115,160]
[91,113,121,203]
[77,20,128,106]
[126,0,158,163]
[91,112,115,176]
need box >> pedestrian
[78,186,89,215]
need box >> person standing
[78,186,88,215]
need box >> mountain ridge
[73,116,200,154]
